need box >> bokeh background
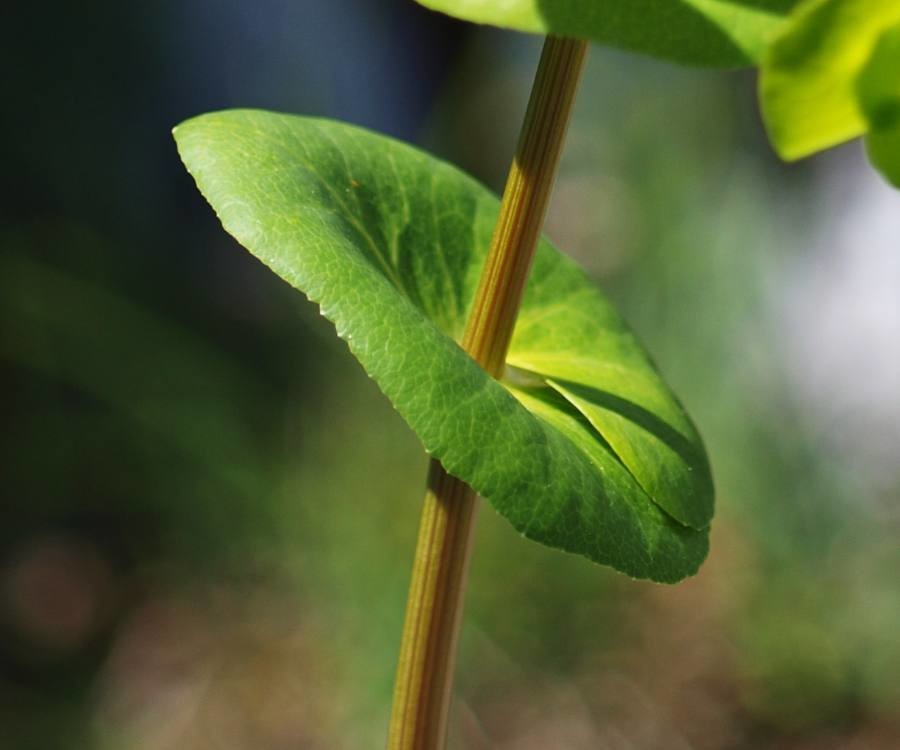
[3,2,899,748]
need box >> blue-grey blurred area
[2,2,898,749]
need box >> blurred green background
[2,2,898,748]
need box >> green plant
[759,0,900,185]
[174,1,899,747]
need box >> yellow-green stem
[387,36,588,749]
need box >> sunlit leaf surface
[759,0,900,160]
[175,109,713,582]
[414,0,800,67]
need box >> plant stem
[387,461,479,749]
[461,36,589,378]
[387,36,588,749]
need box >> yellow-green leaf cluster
[759,0,900,186]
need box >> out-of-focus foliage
[2,2,898,749]
[858,25,900,186]
[759,0,900,184]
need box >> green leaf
[857,24,900,186]
[864,130,900,187]
[413,0,800,67]
[759,0,900,160]
[174,109,713,582]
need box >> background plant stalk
[387,36,588,749]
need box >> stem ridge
[387,36,588,750]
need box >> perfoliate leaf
[174,109,713,582]
[858,24,900,186]
[759,0,900,160]
[413,0,800,67]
